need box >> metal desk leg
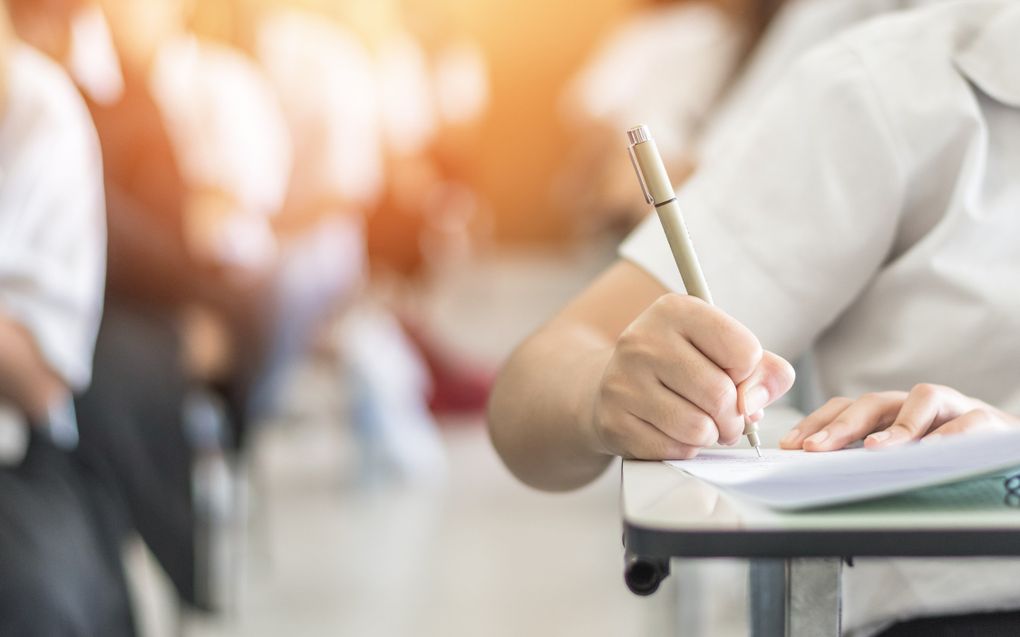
[750,558,842,637]
[750,560,786,636]
[672,559,704,637]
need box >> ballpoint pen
[626,124,762,458]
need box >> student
[489,1,1020,633]
[0,10,128,634]
[6,0,264,607]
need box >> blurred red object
[399,316,493,419]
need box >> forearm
[0,317,67,421]
[487,321,615,491]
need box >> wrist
[572,346,615,457]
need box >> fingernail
[804,430,829,445]
[867,431,890,443]
[780,429,801,445]
[742,384,770,416]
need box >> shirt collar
[954,4,1020,107]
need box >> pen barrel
[654,200,713,304]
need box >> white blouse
[150,35,292,267]
[0,45,105,392]
[256,8,384,209]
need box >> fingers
[664,295,763,383]
[780,396,852,449]
[629,381,724,448]
[738,351,796,418]
[777,384,1013,454]
[864,384,969,449]
[652,339,744,445]
[801,392,907,451]
[599,294,778,456]
[927,408,1012,439]
[602,412,701,460]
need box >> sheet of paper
[665,430,1020,510]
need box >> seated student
[6,0,260,608]
[0,11,129,636]
[489,2,1020,634]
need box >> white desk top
[622,459,1020,532]
[621,408,1020,558]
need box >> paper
[666,430,1020,510]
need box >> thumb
[737,351,796,418]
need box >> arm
[490,41,907,492]
[488,260,794,491]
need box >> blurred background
[0,0,782,634]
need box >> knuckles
[909,383,949,401]
[654,292,700,315]
[828,396,852,408]
[703,379,738,422]
[686,415,719,447]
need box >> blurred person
[364,0,497,418]
[559,0,785,234]
[257,4,453,479]
[246,0,495,421]
[0,5,133,634]
[187,0,444,480]
[490,1,1020,633]
[6,0,273,608]
[194,0,452,481]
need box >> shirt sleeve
[620,41,906,359]
[0,48,106,391]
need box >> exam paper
[666,430,1020,510]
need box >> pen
[626,124,762,458]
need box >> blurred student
[7,0,263,608]
[0,7,130,634]
[184,0,449,481]
[560,0,784,233]
[490,2,1020,633]
[256,5,451,480]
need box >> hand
[589,294,795,460]
[781,384,1020,452]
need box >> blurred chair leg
[186,388,244,616]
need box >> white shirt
[702,0,956,160]
[0,45,105,392]
[620,2,1020,633]
[150,36,292,266]
[376,31,439,158]
[256,8,383,209]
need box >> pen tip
[754,446,762,459]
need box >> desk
[621,459,1020,636]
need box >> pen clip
[628,144,654,206]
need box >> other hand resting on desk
[780,384,1020,452]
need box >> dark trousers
[0,432,135,636]
[73,304,197,607]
